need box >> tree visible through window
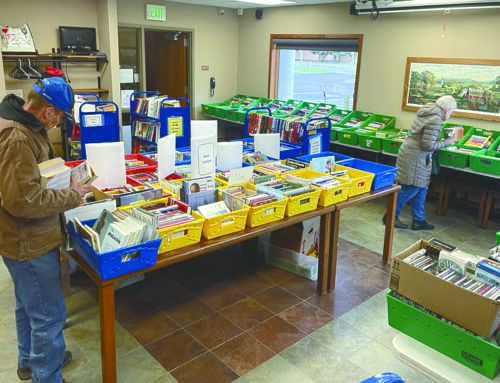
[269,35,363,111]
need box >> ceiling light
[352,0,500,15]
[236,0,296,5]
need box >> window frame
[268,34,363,110]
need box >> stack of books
[365,121,386,131]
[329,114,346,124]
[228,96,244,106]
[134,96,180,119]
[106,186,163,208]
[308,105,334,119]
[463,134,493,149]
[73,209,157,254]
[132,199,194,229]
[128,172,158,184]
[238,97,258,108]
[258,162,296,174]
[287,174,340,189]
[125,158,148,170]
[38,158,71,190]
[342,118,364,128]
[243,151,269,165]
[222,185,277,209]
[257,179,312,198]
[133,121,160,143]
[447,146,476,154]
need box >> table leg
[383,190,398,263]
[99,284,116,383]
[317,213,331,295]
[327,209,341,292]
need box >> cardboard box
[389,239,500,337]
[270,216,320,256]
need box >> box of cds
[389,239,500,337]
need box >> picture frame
[402,57,500,122]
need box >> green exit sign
[146,4,166,21]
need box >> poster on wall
[402,57,500,122]
[0,24,36,53]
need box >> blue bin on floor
[360,372,405,383]
[296,151,354,166]
[346,159,398,190]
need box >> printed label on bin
[461,351,483,366]
[264,208,275,215]
[300,198,310,205]
[334,190,342,196]
[222,218,235,225]
[173,230,186,239]
[358,182,365,188]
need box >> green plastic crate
[337,127,359,145]
[274,99,302,117]
[469,136,500,175]
[201,102,226,116]
[438,145,480,168]
[329,109,353,126]
[234,97,265,122]
[238,97,272,122]
[336,111,373,130]
[257,99,286,115]
[290,101,319,119]
[382,133,407,154]
[387,290,500,379]
[307,103,336,119]
[497,231,500,245]
[212,94,247,118]
[225,96,258,121]
[358,128,400,151]
[364,113,396,131]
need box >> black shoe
[382,213,408,229]
[17,351,72,380]
[412,219,435,230]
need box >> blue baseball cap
[33,77,74,119]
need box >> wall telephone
[210,76,216,97]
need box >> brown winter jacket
[0,101,80,261]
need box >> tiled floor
[1,197,499,382]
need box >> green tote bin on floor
[387,290,500,379]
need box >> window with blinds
[268,35,363,111]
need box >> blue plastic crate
[67,219,161,280]
[141,151,158,162]
[296,151,354,166]
[346,159,398,190]
[176,146,192,162]
[233,138,302,159]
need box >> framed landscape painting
[402,57,500,122]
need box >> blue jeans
[395,184,428,221]
[2,250,66,383]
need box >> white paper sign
[120,90,134,109]
[84,114,103,127]
[228,166,254,186]
[254,133,280,160]
[158,133,176,179]
[86,142,126,189]
[191,120,218,141]
[308,134,322,155]
[119,68,134,83]
[191,134,216,178]
[217,141,242,171]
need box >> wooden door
[144,30,188,99]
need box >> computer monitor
[59,26,97,54]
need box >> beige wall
[117,0,240,119]
[0,0,100,99]
[237,3,500,131]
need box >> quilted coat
[395,103,454,188]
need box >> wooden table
[67,185,399,382]
[327,185,400,292]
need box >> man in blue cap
[0,77,93,383]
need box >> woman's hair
[436,95,457,112]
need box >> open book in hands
[70,160,98,185]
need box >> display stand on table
[130,91,190,153]
[243,107,331,156]
[78,100,120,159]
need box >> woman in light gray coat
[383,95,458,230]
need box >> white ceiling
[167,0,351,10]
